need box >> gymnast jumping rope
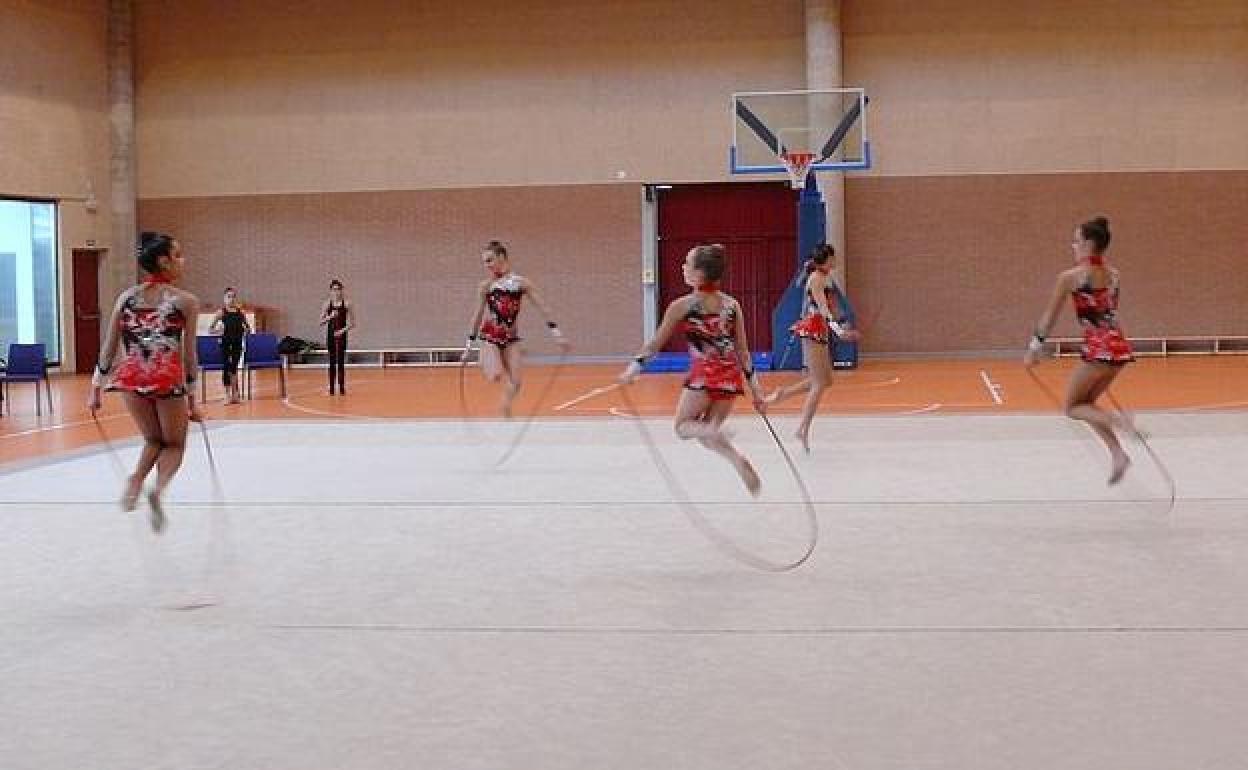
[88,232,204,533]
[1024,216,1137,484]
[464,240,570,418]
[620,243,767,496]
[764,243,860,452]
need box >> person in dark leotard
[1026,216,1136,484]
[620,243,767,496]
[88,231,204,533]
[319,279,354,395]
[210,287,251,404]
[764,243,861,452]
[465,240,570,417]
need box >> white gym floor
[4,412,1248,769]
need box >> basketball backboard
[730,87,871,183]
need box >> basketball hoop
[731,88,871,177]
[780,151,815,189]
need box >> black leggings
[327,331,347,389]
[221,341,243,387]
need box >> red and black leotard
[1072,264,1133,365]
[480,274,525,348]
[108,284,187,397]
[790,266,844,344]
[683,293,745,400]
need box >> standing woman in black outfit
[319,279,355,394]
[209,287,250,404]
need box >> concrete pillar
[804,0,845,282]
[107,0,136,300]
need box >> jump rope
[457,342,569,468]
[88,293,1167,586]
[1023,364,1176,514]
[617,383,820,573]
[92,408,232,606]
[458,337,820,569]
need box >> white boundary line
[553,383,621,412]
[277,379,387,420]
[1177,400,1248,412]
[606,402,944,419]
[279,399,386,421]
[1,377,378,440]
[831,376,902,388]
[0,411,128,440]
[979,369,1004,405]
[774,374,903,389]
[553,376,900,414]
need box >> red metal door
[72,249,103,373]
[656,183,796,352]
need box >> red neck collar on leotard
[696,282,719,292]
[1080,255,1106,267]
[143,272,174,285]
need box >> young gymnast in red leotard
[621,243,766,496]
[89,232,204,532]
[1025,216,1136,484]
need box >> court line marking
[836,376,902,388]
[5,619,1248,636]
[1178,400,1248,412]
[280,398,388,421]
[278,379,391,420]
[0,378,376,440]
[979,369,1005,405]
[605,402,946,418]
[0,411,128,440]
[1,494,1235,508]
[555,377,902,415]
[778,372,904,389]
[262,623,1248,636]
[899,403,942,415]
[553,383,622,411]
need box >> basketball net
[780,151,815,189]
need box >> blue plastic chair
[243,333,286,398]
[0,343,53,416]
[197,335,227,401]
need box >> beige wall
[139,185,642,354]
[1,0,114,369]
[844,0,1248,176]
[135,0,805,198]
[133,0,1248,188]
[125,0,1248,355]
[132,0,805,354]
[847,171,1248,353]
[837,0,1248,352]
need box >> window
[0,199,59,363]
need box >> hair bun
[1092,216,1109,229]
